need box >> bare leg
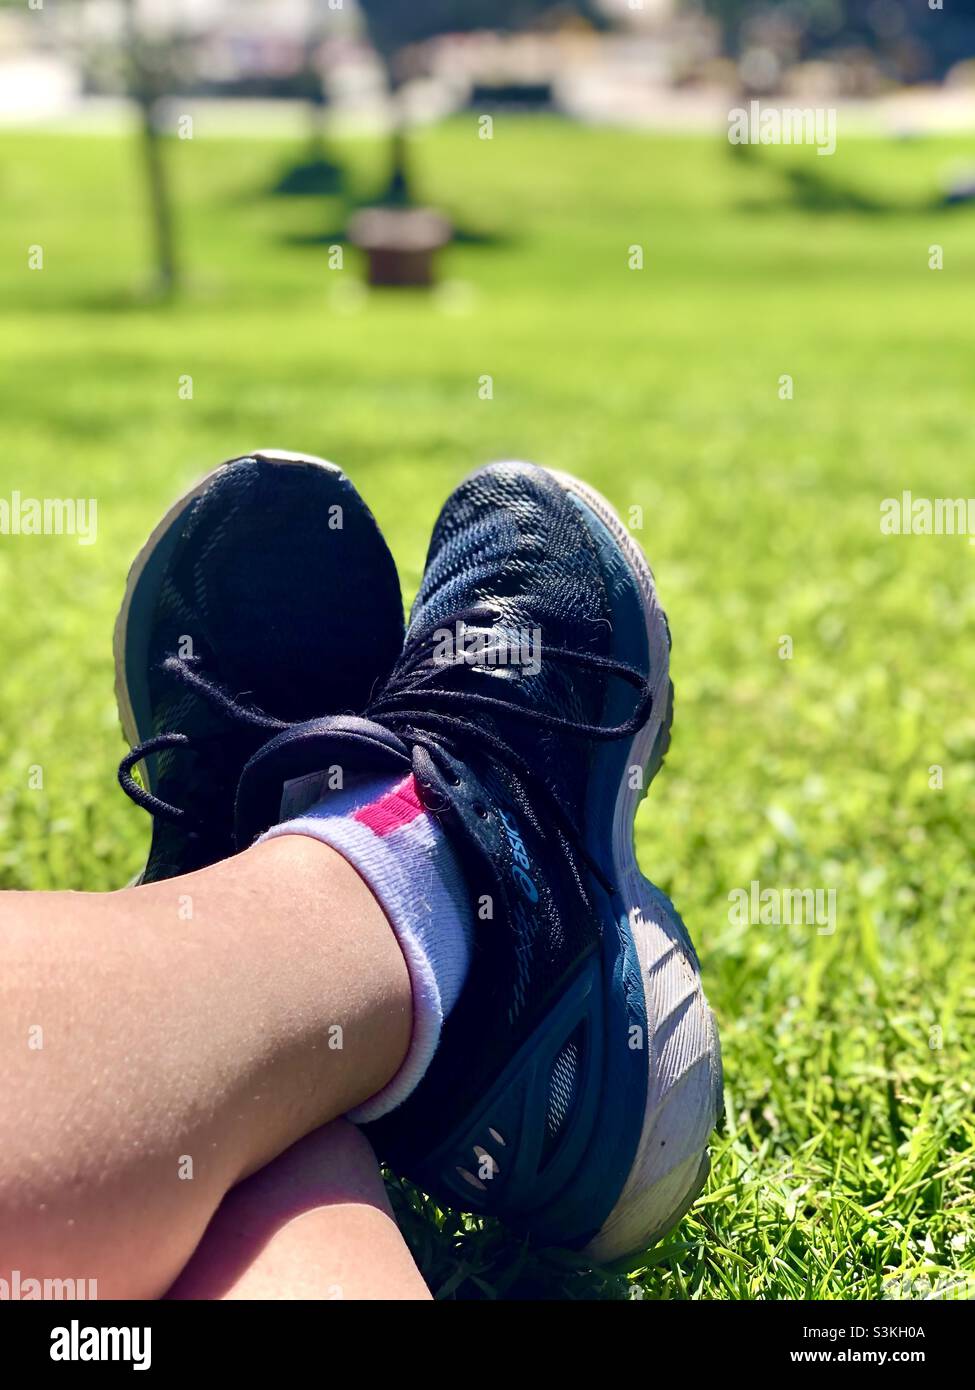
[167,1121,430,1301]
[0,836,412,1298]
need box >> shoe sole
[549,470,722,1263]
[113,450,344,794]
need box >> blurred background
[3,0,975,287]
[1,0,973,1300]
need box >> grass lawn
[1,117,973,1299]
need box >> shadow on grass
[265,153,510,250]
[732,143,972,218]
[282,219,514,250]
[16,280,190,316]
[226,152,513,254]
[387,1174,702,1300]
[269,153,344,198]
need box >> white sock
[259,773,473,1121]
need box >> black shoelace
[119,607,653,894]
[117,655,289,829]
[367,605,652,895]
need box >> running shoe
[116,450,403,883]
[235,461,721,1258]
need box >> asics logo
[497,808,539,904]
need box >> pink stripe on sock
[353,775,426,838]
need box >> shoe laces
[367,604,653,895]
[119,608,654,896]
[117,655,288,830]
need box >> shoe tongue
[234,714,410,850]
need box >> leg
[0,836,411,1299]
[166,1121,430,1301]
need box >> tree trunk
[137,96,177,295]
[384,122,411,207]
[124,0,178,295]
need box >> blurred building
[0,0,972,128]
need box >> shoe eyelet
[447,773,462,787]
[473,802,489,819]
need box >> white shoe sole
[551,470,722,1262]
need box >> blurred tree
[696,0,975,82]
[28,0,187,295]
[122,0,179,295]
[272,0,344,197]
[359,1,602,205]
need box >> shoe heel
[585,873,723,1263]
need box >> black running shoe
[234,462,721,1259]
[116,451,403,883]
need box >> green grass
[1,118,973,1299]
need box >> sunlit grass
[1,119,973,1297]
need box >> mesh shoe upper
[234,463,657,1244]
[119,456,404,881]
[407,463,614,825]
